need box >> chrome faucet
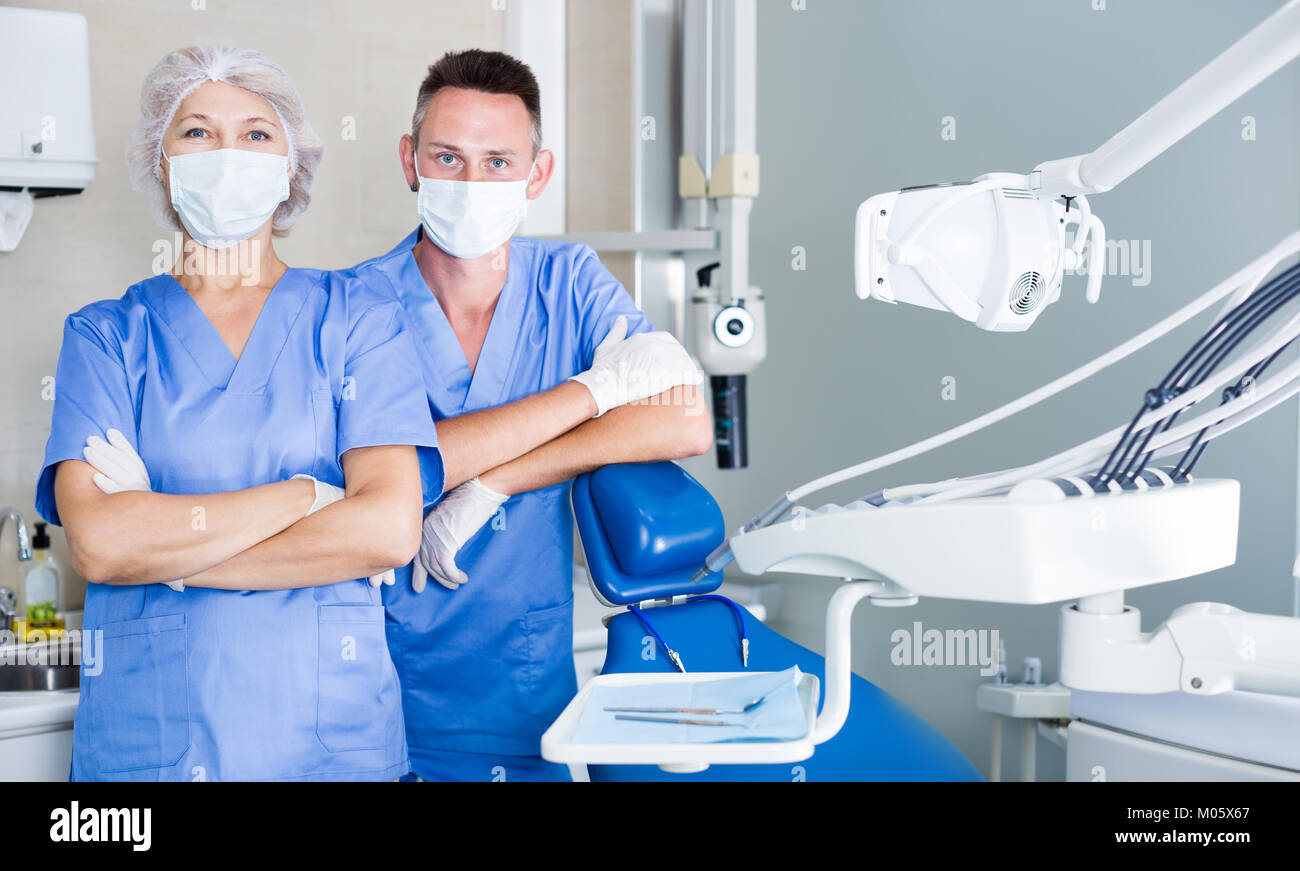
[0,509,32,562]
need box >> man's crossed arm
[414,381,711,592]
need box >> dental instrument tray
[541,670,820,771]
[728,478,1240,605]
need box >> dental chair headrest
[572,462,726,607]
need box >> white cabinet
[0,691,78,781]
[0,726,72,781]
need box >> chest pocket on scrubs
[311,388,339,479]
[317,604,401,752]
[79,613,189,773]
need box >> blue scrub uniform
[35,268,440,782]
[346,230,651,781]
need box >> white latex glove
[412,477,509,593]
[569,316,703,417]
[290,474,345,516]
[290,474,391,587]
[83,429,183,592]
[83,428,151,494]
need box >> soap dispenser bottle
[23,522,61,628]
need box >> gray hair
[125,46,323,234]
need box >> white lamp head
[854,172,1103,331]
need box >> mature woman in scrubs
[34,46,439,781]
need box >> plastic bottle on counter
[20,522,64,640]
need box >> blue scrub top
[345,230,651,763]
[35,267,441,781]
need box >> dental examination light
[855,0,1300,331]
[855,175,1103,331]
[694,0,1300,582]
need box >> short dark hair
[411,49,542,154]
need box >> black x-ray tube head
[711,374,747,469]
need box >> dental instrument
[603,691,770,715]
[556,664,819,759]
[615,715,739,727]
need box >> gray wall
[677,0,1300,780]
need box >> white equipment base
[541,671,820,772]
[1067,720,1300,782]
[1071,688,1300,773]
[730,479,1239,604]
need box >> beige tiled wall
[0,0,506,607]
[565,0,635,288]
[563,0,636,571]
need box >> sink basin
[0,639,80,691]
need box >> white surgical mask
[166,148,290,250]
[416,163,534,260]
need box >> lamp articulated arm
[1032,0,1300,197]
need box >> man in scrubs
[346,49,713,781]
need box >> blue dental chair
[571,462,983,782]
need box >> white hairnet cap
[126,46,323,234]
